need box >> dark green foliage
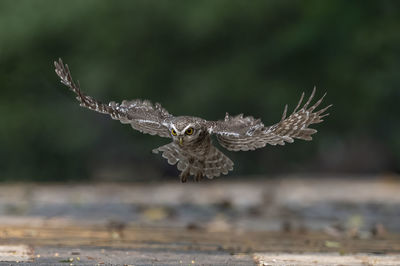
[0,0,399,181]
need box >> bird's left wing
[208,88,332,151]
[54,58,173,138]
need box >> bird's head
[169,116,204,146]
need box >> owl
[55,59,331,182]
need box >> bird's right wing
[54,58,173,138]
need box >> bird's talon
[195,173,204,182]
[180,172,188,183]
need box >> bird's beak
[179,137,183,146]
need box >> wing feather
[54,58,172,138]
[210,87,331,151]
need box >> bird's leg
[194,160,205,182]
[179,169,189,183]
[194,172,204,182]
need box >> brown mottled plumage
[54,58,331,182]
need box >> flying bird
[54,58,331,182]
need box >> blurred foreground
[1,176,400,265]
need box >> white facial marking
[182,124,193,132]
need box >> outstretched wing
[208,88,332,151]
[54,58,173,138]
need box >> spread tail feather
[153,142,234,180]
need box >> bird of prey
[55,58,331,182]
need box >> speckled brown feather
[211,87,331,151]
[54,58,172,138]
[153,142,233,180]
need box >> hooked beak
[179,137,183,146]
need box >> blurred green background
[0,0,399,181]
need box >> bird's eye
[185,128,194,135]
[171,129,177,136]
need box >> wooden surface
[2,225,400,253]
[0,177,399,265]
